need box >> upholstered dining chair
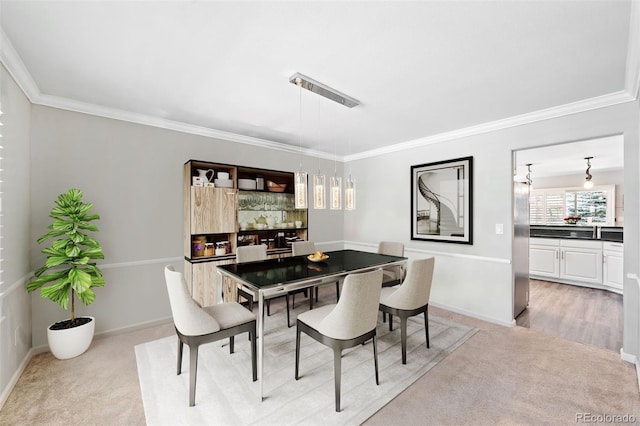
[235,245,268,311]
[236,245,298,327]
[377,241,406,287]
[292,241,340,306]
[164,265,257,406]
[379,257,435,364]
[295,268,383,412]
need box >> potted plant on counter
[27,188,105,359]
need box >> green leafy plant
[27,189,105,324]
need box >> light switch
[495,224,504,235]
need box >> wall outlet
[495,223,504,235]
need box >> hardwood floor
[516,279,623,352]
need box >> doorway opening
[512,135,624,353]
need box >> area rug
[135,304,477,426]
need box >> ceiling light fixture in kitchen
[584,156,594,189]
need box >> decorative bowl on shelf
[238,179,256,190]
[214,178,233,188]
[266,180,287,192]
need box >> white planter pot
[47,316,95,360]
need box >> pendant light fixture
[583,156,594,189]
[525,163,533,187]
[344,175,356,210]
[289,72,360,210]
[344,132,356,210]
[313,100,326,209]
[330,143,342,210]
[294,80,308,209]
[313,165,326,209]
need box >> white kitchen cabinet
[603,242,624,293]
[559,242,602,284]
[529,238,560,278]
[530,238,606,289]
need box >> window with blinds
[530,185,615,226]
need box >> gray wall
[28,105,345,347]
[0,65,32,399]
[345,99,639,354]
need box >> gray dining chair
[292,241,340,307]
[378,241,406,287]
[236,245,298,327]
[379,257,435,364]
[295,268,383,412]
[164,265,257,406]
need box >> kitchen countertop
[529,225,623,243]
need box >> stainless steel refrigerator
[513,180,530,318]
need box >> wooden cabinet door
[190,187,237,234]
[529,246,559,278]
[187,259,235,307]
[560,248,602,284]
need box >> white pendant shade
[330,176,342,210]
[345,177,356,210]
[295,171,308,209]
[313,174,326,209]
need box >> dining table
[217,248,408,400]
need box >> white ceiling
[515,134,624,179]
[0,0,637,169]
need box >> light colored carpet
[135,311,477,425]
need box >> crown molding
[344,90,635,162]
[0,27,40,102]
[35,93,338,161]
[2,16,638,165]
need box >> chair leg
[292,292,296,309]
[389,314,394,331]
[333,348,342,412]
[400,317,408,364]
[188,344,199,407]
[335,282,340,302]
[250,323,257,381]
[382,312,387,323]
[295,324,301,380]
[267,299,271,316]
[309,289,314,310]
[177,338,183,375]
[424,309,430,349]
[315,286,319,303]
[373,335,380,385]
[229,336,235,354]
[286,294,292,328]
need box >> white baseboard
[430,301,516,328]
[0,347,37,411]
[619,348,640,392]
[620,348,637,364]
[1,316,174,411]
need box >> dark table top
[218,249,406,290]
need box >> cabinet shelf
[184,160,308,305]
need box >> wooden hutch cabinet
[183,159,308,306]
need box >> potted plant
[27,188,105,359]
